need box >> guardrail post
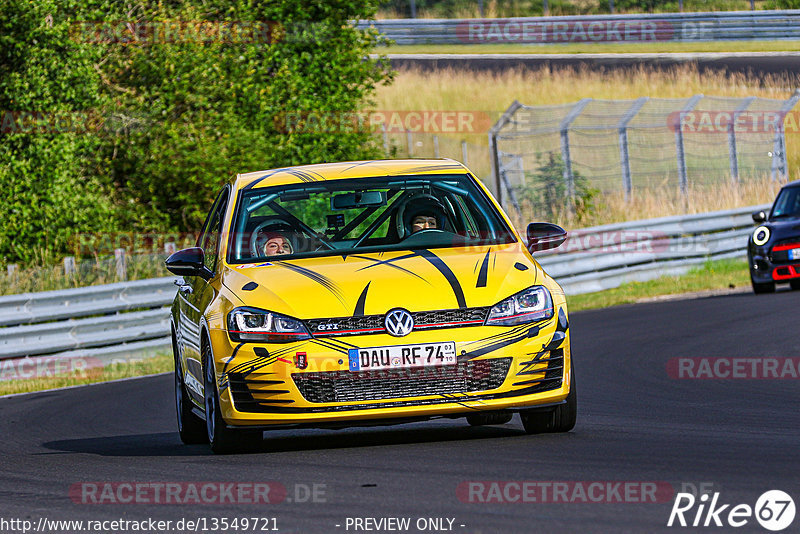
[433,134,440,158]
[489,100,523,205]
[461,140,468,165]
[115,248,127,280]
[618,97,649,201]
[728,97,755,184]
[772,89,800,182]
[7,264,18,284]
[63,256,76,277]
[675,94,703,197]
[560,98,592,201]
[381,123,389,154]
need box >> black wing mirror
[165,247,212,280]
[752,210,767,223]
[526,222,567,253]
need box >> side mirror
[165,247,212,280]
[526,222,567,253]
[752,210,767,223]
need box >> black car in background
[748,180,800,293]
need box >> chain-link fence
[489,91,800,219]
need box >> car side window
[199,188,229,274]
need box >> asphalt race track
[2,289,799,533]
[387,52,800,77]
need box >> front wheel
[520,361,577,434]
[203,338,262,454]
[751,277,776,294]
[173,330,207,444]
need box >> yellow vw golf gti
[166,159,575,453]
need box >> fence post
[115,248,127,280]
[433,134,440,158]
[7,264,18,284]
[63,256,76,277]
[728,97,755,184]
[618,97,649,201]
[461,140,468,165]
[674,94,703,197]
[499,154,522,216]
[406,130,413,157]
[381,123,389,154]
[560,98,592,200]
[772,89,800,182]
[489,100,523,205]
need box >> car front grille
[305,307,490,338]
[770,239,800,263]
[292,357,512,403]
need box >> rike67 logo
[667,490,795,531]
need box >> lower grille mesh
[292,358,512,403]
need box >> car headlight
[227,307,310,343]
[485,286,554,326]
[753,226,770,246]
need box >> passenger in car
[262,232,294,256]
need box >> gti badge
[317,322,340,331]
[384,308,414,337]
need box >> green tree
[520,152,598,224]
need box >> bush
[0,0,394,264]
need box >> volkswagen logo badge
[384,308,414,337]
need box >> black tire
[466,412,513,426]
[520,361,577,434]
[751,278,776,294]
[202,336,262,454]
[790,280,800,291]
[173,329,207,444]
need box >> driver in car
[402,195,448,236]
[262,231,294,256]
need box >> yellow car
[166,159,575,453]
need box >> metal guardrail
[0,204,766,366]
[0,277,175,365]
[359,11,800,44]
[537,203,768,295]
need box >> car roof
[782,179,800,189]
[233,159,470,190]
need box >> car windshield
[770,186,800,219]
[228,174,516,262]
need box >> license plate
[790,249,800,260]
[348,342,457,372]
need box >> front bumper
[207,309,572,427]
[750,251,800,283]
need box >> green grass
[0,353,173,396]
[567,258,751,311]
[381,40,800,55]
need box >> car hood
[221,243,543,319]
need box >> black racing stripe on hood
[476,249,491,288]
[272,261,347,306]
[413,249,467,309]
[352,254,427,282]
[354,282,370,317]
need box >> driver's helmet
[252,220,300,257]
[261,230,295,256]
[396,193,449,239]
